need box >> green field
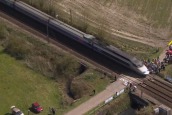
[0,47,61,114]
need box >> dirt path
[159,46,168,62]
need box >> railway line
[139,75,172,108]
[0,1,172,109]
[121,74,172,108]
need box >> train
[0,0,150,76]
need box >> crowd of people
[143,57,164,74]
[143,45,172,74]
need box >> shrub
[25,56,54,77]
[4,37,31,59]
[70,79,93,99]
[136,106,153,115]
[97,93,131,115]
[53,56,80,79]
[0,24,8,40]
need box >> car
[31,102,43,113]
[11,106,24,115]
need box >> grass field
[92,0,172,28]
[0,47,62,114]
[115,0,172,27]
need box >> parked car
[31,102,43,113]
[11,106,24,115]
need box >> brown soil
[55,0,171,47]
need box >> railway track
[139,75,172,108]
[121,74,172,108]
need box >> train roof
[94,43,130,64]
[50,19,86,38]
[106,45,141,63]
[107,45,131,58]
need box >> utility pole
[29,0,32,5]
[49,0,53,14]
[47,18,50,43]
[69,9,72,24]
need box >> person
[147,58,150,63]
[114,76,117,81]
[129,82,132,88]
[163,55,169,63]
[169,45,172,50]
[93,89,96,95]
[161,62,165,70]
[51,108,56,115]
[133,85,137,92]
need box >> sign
[105,97,113,104]
[116,89,125,96]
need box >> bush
[70,79,93,99]
[0,24,8,40]
[4,37,31,59]
[97,93,131,115]
[136,106,153,115]
[25,56,54,77]
[53,56,80,79]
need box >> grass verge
[0,47,61,114]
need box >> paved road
[65,79,127,115]
[159,47,168,62]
